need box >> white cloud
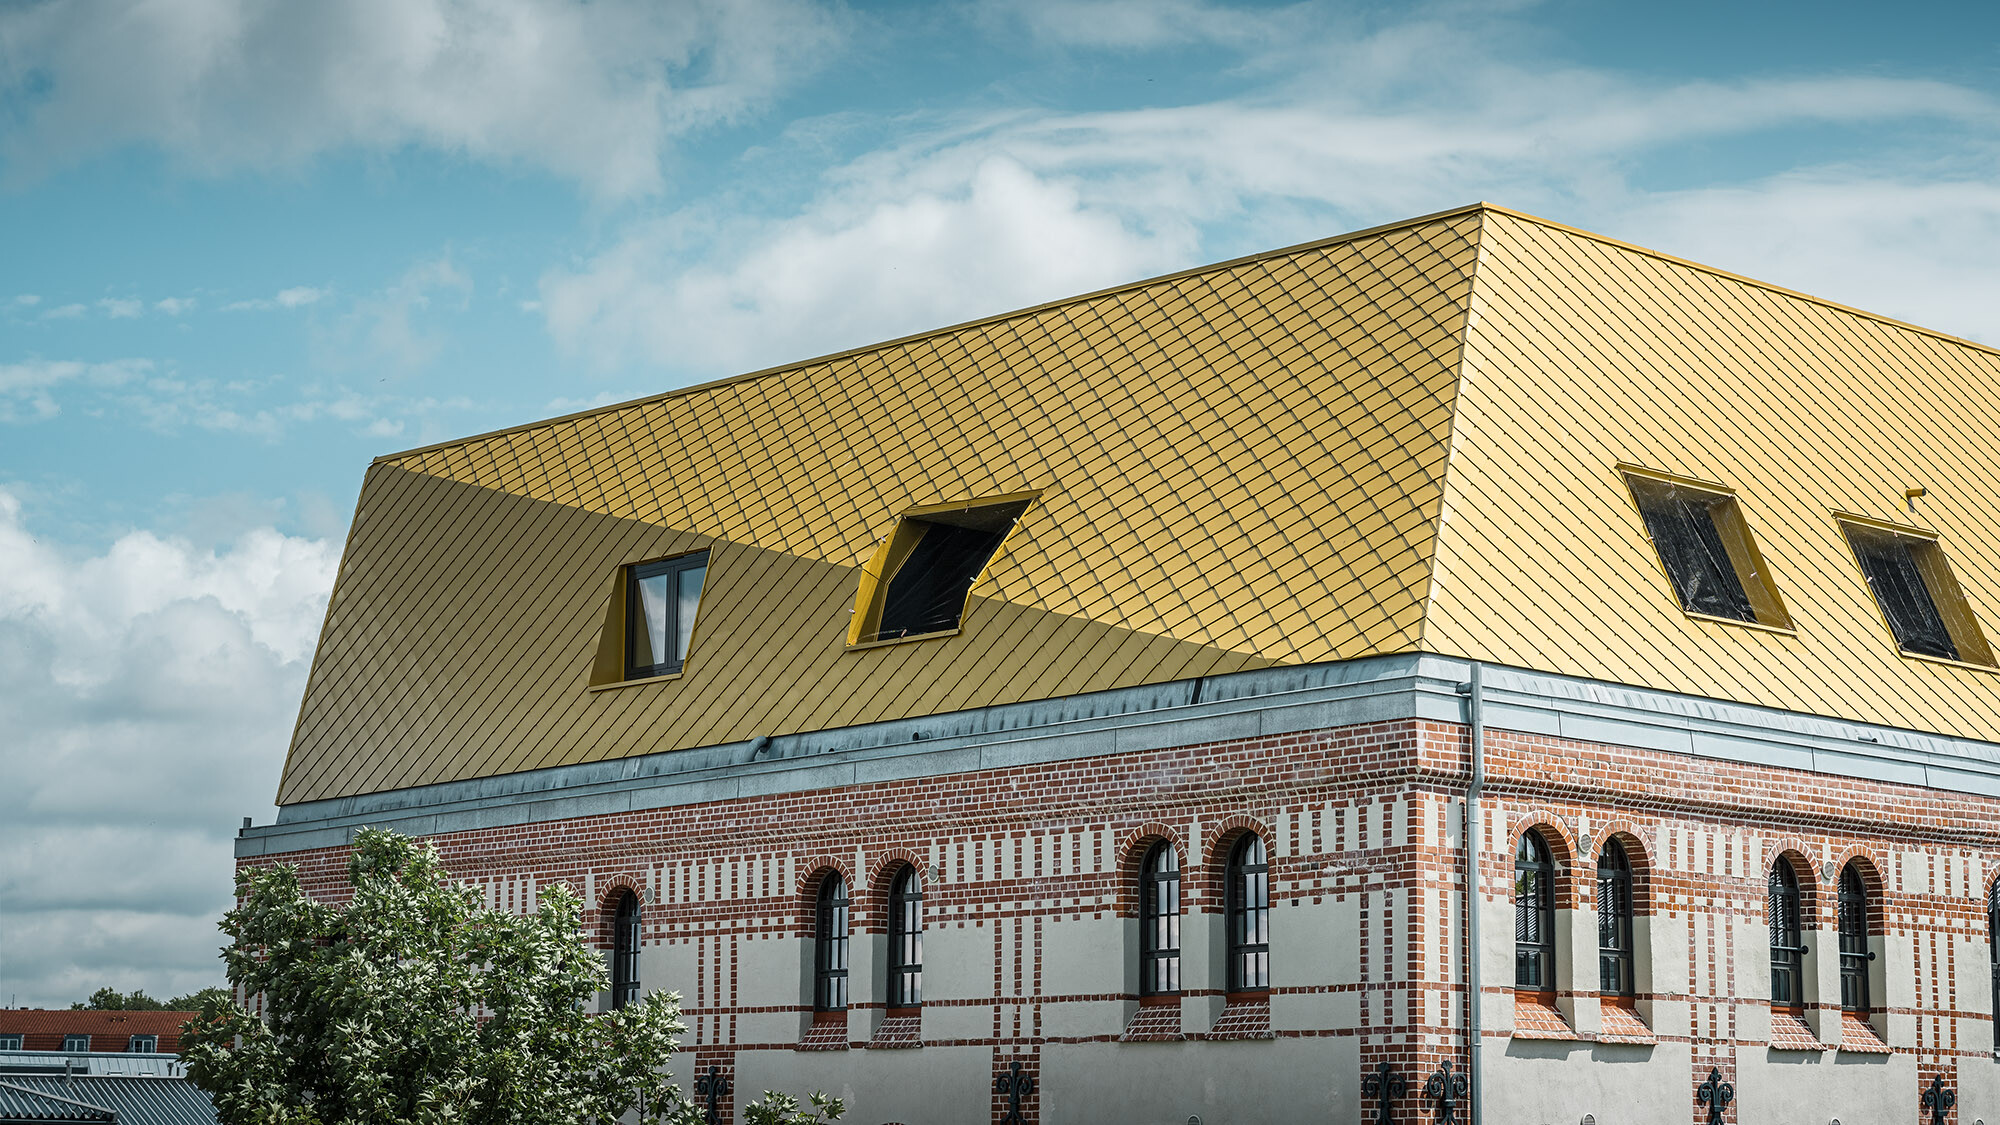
[0,489,340,1007]
[0,358,152,422]
[0,0,850,200]
[984,0,1306,51]
[11,294,41,308]
[99,297,144,318]
[223,285,326,312]
[154,297,197,315]
[538,12,2000,376]
[41,303,85,320]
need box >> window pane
[675,563,705,661]
[1632,481,1754,622]
[1852,532,1957,659]
[633,571,671,668]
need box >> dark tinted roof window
[1630,480,1754,622]
[1848,529,1957,660]
[868,499,1029,641]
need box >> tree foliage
[182,828,840,1125]
[72,986,231,1011]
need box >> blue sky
[4,0,2000,1007]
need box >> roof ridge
[371,202,1492,465]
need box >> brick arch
[1827,846,1889,934]
[1116,823,1188,917]
[1192,812,1272,912]
[1507,810,1579,908]
[863,849,930,933]
[796,857,854,938]
[594,874,645,946]
[1761,837,1823,921]
[1592,821,1655,915]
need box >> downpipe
[1458,663,1486,1125]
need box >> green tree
[166,987,232,1011]
[182,828,840,1125]
[72,987,170,1011]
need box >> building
[0,1013,192,1058]
[238,203,2000,1124]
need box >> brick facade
[249,714,2000,1124]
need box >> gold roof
[276,204,2000,805]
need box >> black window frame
[1596,838,1635,997]
[127,1034,158,1053]
[62,1034,89,1052]
[814,873,849,1013]
[609,888,641,1011]
[1515,830,1556,990]
[1225,834,1270,994]
[1768,861,1806,1009]
[625,550,710,680]
[887,866,924,1010]
[0,1034,22,1051]
[1837,865,1871,1013]
[1140,840,1181,997]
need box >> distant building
[0,1011,191,1057]
[241,204,2000,1124]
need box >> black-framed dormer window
[888,867,923,1010]
[1515,831,1555,990]
[1140,841,1181,996]
[626,551,709,679]
[1769,861,1805,1008]
[814,874,849,1012]
[1225,834,1269,993]
[1596,838,1634,996]
[0,1034,22,1051]
[610,889,641,1010]
[63,1034,89,1052]
[1838,865,1870,1013]
[127,1035,158,1053]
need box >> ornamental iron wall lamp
[1697,1067,1734,1125]
[995,1059,1036,1125]
[1423,1060,1468,1123]
[694,1065,730,1125]
[1923,1076,1956,1125]
[1361,1061,1406,1125]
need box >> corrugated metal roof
[0,1055,185,1079]
[272,202,2000,805]
[0,1082,115,1123]
[1,1078,215,1125]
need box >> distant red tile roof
[0,1010,195,1054]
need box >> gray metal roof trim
[241,654,2000,858]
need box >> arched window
[1515,831,1555,990]
[1768,861,1804,1008]
[1140,841,1181,996]
[1837,865,1870,1012]
[610,889,641,1010]
[1987,878,1997,1048]
[888,867,923,1009]
[1596,839,1634,996]
[1225,834,1269,993]
[814,874,849,1012]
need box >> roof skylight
[1622,468,1791,630]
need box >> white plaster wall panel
[1478,898,1515,1033]
[1041,1038,1356,1125]
[1957,1051,2000,1123]
[1039,915,1125,998]
[1736,1050,1914,1125]
[730,933,808,1011]
[921,926,993,1002]
[1482,1040,1689,1125]
[1039,997,1125,1038]
[1885,933,1914,1046]
[1271,900,1349,990]
[735,1044,992,1125]
[645,940,696,1011]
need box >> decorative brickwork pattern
[1767,1011,1821,1051]
[1116,1005,1183,1043]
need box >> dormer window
[1840,517,1993,666]
[0,1034,21,1050]
[626,551,708,679]
[63,1034,90,1052]
[128,1034,158,1053]
[1622,468,1790,629]
[848,492,1036,646]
